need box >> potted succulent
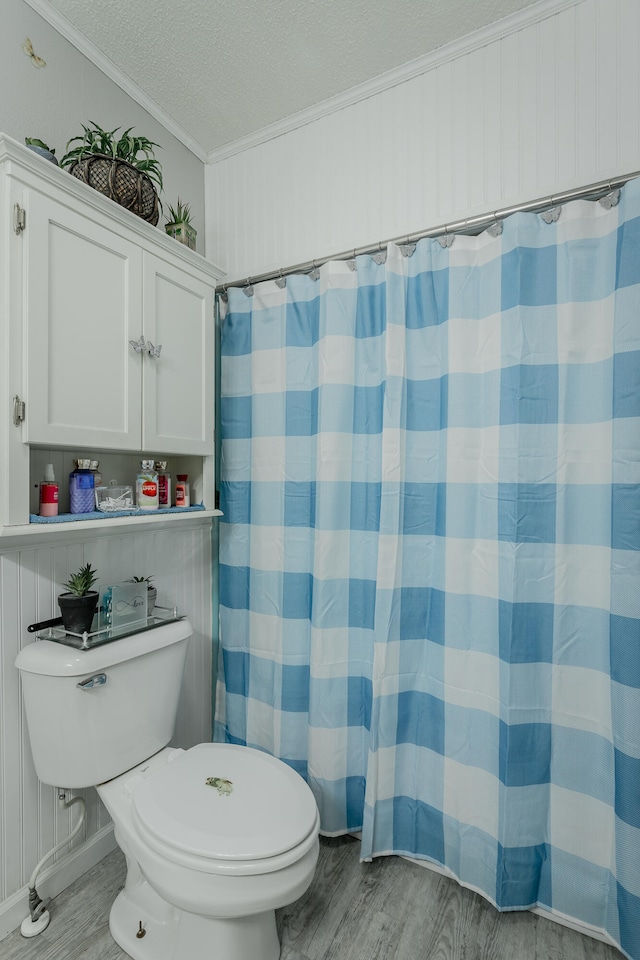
[25,137,58,165]
[129,575,157,616]
[58,562,99,635]
[165,198,196,250]
[60,122,163,225]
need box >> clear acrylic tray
[35,604,185,650]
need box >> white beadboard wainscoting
[0,519,214,939]
[206,0,640,283]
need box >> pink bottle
[39,464,59,517]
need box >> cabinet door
[24,190,143,449]
[142,254,214,455]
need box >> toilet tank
[15,619,192,788]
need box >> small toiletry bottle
[39,463,59,516]
[69,459,95,513]
[175,474,190,507]
[155,461,171,507]
[89,460,102,489]
[137,460,159,510]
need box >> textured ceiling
[45,0,542,154]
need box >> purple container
[69,468,95,513]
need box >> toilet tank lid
[15,619,192,677]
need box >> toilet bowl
[99,743,320,960]
[97,743,319,960]
[15,619,320,960]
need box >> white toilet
[15,619,320,960]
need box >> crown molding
[22,0,208,161]
[207,0,582,164]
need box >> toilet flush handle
[76,673,107,691]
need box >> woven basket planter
[66,154,160,226]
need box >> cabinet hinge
[13,204,26,235]
[12,395,25,426]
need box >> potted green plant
[25,137,58,165]
[165,198,196,250]
[58,562,99,635]
[60,122,162,225]
[129,575,157,616]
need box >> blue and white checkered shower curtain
[217,182,640,959]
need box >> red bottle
[39,464,59,517]
[175,474,190,507]
[156,461,171,507]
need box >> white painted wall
[0,521,214,939]
[206,0,640,282]
[0,0,207,252]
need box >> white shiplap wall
[0,520,214,938]
[205,0,640,282]
[1,0,214,939]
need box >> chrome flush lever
[77,673,107,691]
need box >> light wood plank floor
[1,836,625,960]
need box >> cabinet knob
[129,335,146,354]
[146,340,162,358]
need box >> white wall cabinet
[0,133,224,533]
[142,254,214,455]
[23,178,215,455]
[24,190,143,450]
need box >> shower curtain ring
[488,212,503,238]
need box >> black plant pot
[57,591,99,635]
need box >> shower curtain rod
[216,169,640,294]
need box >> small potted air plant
[129,575,157,616]
[164,198,196,250]
[58,562,99,635]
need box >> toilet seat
[130,743,319,876]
